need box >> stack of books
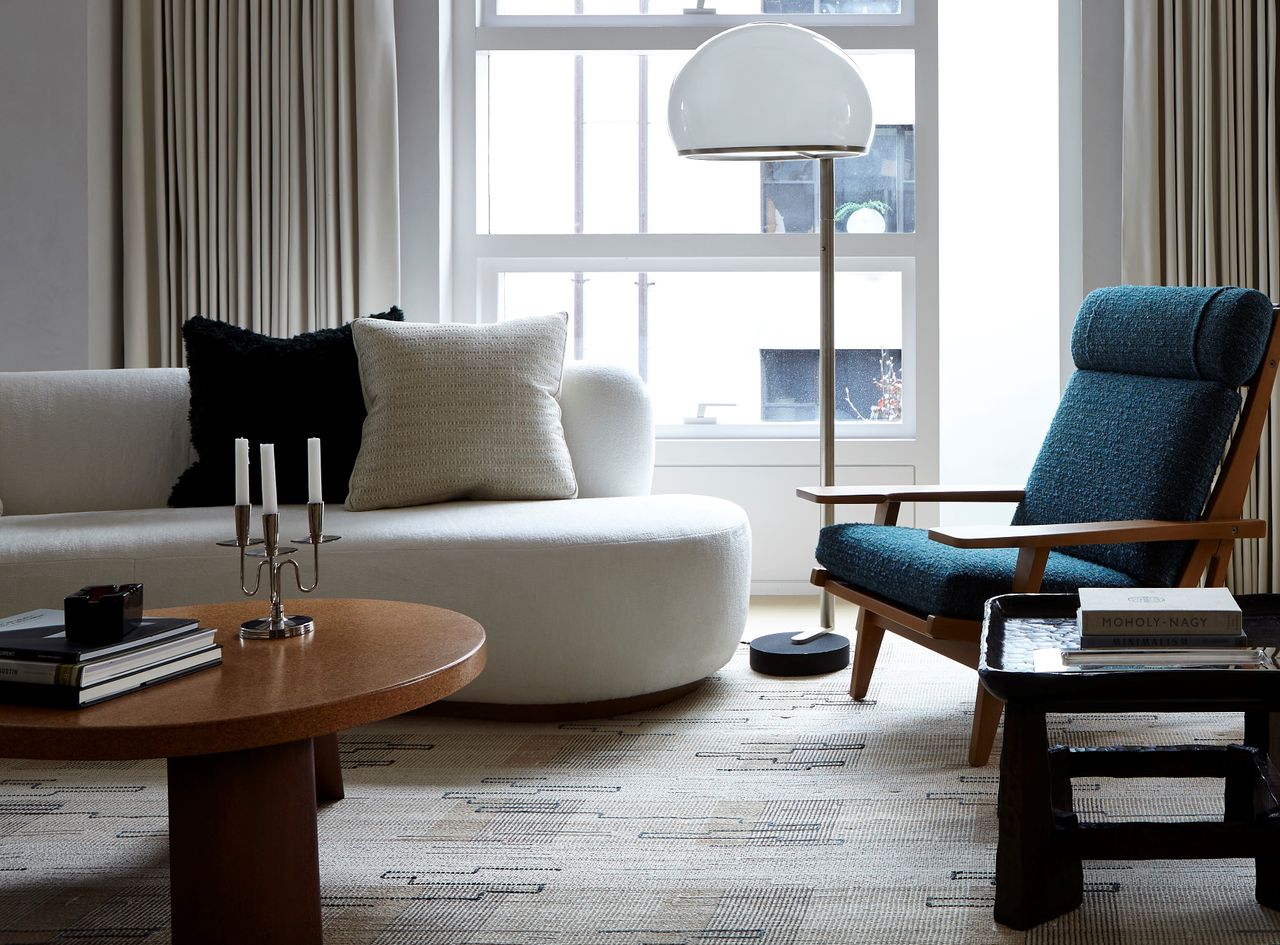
[0,609,221,707]
[1063,587,1250,667]
[1078,587,1244,647]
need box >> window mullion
[474,233,921,259]
[474,24,920,52]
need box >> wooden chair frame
[800,306,1280,766]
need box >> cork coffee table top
[0,598,486,760]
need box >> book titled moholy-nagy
[1077,587,1243,636]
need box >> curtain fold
[1122,0,1279,592]
[122,0,400,367]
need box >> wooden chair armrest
[796,485,1026,505]
[928,518,1267,550]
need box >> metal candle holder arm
[218,502,341,639]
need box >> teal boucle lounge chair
[801,286,1280,766]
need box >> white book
[1077,587,1242,636]
[1034,647,1273,672]
[0,609,62,632]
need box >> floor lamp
[668,22,875,674]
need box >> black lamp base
[748,631,851,677]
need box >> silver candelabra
[217,503,341,639]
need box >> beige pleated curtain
[122,0,400,367]
[1121,0,1280,592]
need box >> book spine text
[1080,634,1248,649]
[1080,612,1242,635]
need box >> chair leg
[849,608,885,699]
[969,682,1004,767]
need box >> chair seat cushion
[816,524,1138,620]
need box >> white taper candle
[307,438,323,504]
[260,443,278,514]
[234,438,250,506]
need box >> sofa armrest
[558,363,654,497]
[0,368,193,515]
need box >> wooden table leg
[314,732,345,804]
[168,739,321,945]
[1244,710,1280,908]
[1244,710,1273,754]
[994,703,1083,930]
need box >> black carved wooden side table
[979,592,1280,930]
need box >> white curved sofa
[0,364,751,710]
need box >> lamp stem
[818,157,836,630]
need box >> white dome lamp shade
[670,23,878,667]
[668,23,875,160]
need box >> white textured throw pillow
[346,314,578,511]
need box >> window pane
[495,1,903,15]
[483,51,915,234]
[497,270,904,427]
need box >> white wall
[0,1,89,370]
[0,0,119,372]
[932,0,1122,527]
[936,1,1063,526]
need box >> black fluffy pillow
[168,310,405,507]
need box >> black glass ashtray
[64,584,144,644]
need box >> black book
[0,609,199,663]
[0,645,223,708]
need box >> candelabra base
[240,614,315,640]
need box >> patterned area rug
[2,634,1279,944]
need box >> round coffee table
[0,598,485,945]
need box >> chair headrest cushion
[1071,285,1273,386]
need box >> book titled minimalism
[1077,587,1242,637]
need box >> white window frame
[478,0,916,30]
[479,255,917,440]
[451,0,937,467]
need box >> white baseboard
[750,580,821,596]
